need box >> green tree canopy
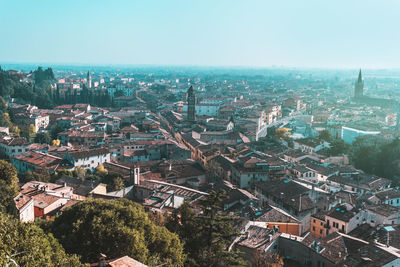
[19,168,52,183]
[166,191,246,267]
[0,113,13,128]
[0,95,7,114]
[0,160,19,214]
[0,212,83,266]
[328,138,350,156]
[50,199,185,266]
[318,129,333,142]
[34,132,51,144]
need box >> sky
[1,0,400,69]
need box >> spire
[358,69,362,82]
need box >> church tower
[87,70,92,89]
[354,69,364,98]
[187,85,196,122]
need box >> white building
[341,126,380,144]
[14,194,35,222]
[64,148,111,170]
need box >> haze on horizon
[1,0,400,69]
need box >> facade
[64,148,111,170]
[0,136,29,159]
[325,205,365,235]
[14,194,35,222]
[310,213,327,238]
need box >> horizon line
[1,61,400,72]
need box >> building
[87,70,92,88]
[310,212,327,238]
[341,125,380,144]
[365,204,400,226]
[14,193,35,222]
[186,85,196,122]
[255,179,316,235]
[58,131,107,147]
[279,231,400,267]
[18,181,79,219]
[255,204,301,236]
[373,188,400,207]
[233,225,281,266]
[63,148,111,170]
[11,151,69,174]
[293,138,330,154]
[0,136,29,159]
[354,69,364,98]
[13,113,49,132]
[325,205,365,235]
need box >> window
[312,226,315,231]
[320,229,323,234]
[341,225,345,232]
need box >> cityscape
[1,1,400,267]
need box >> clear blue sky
[1,0,400,68]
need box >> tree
[53,169,74,180]
[0,113,13,128]
[352,146,378,174]
[34,132,51,144]
[73,166,87,179]
[254,251,284,267]
[166,191,246,267]
[108,176,126,191]
[21,124,36,142]
[114,89,125,98]
[0,95,7,113]
[0,160,19,214]
[11,125,20,136]
[206,160,224,183]
[19,168,51,183]
[51,139,61,146]
[274,128,290,140]
[328,138,349,156]
[0,212,83,266]
[51,199,185,265]
[50,123,64,140]
[96,164,108,175]
[318,130,332,142]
